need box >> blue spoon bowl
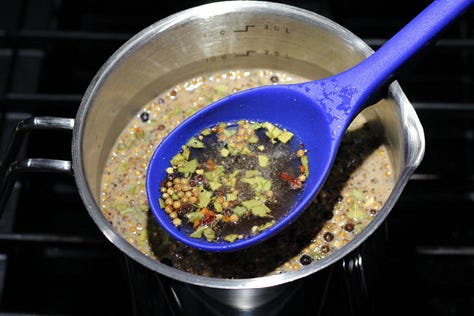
[147,0,473,252]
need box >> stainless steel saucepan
[0,1,425,311]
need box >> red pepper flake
[211,125,221,133]
[279,172,302,189]
[207,159,215,171]
[202,210,215,224]
[279,172,294,182]
[160,179,167,188]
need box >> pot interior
[73,1,420,289]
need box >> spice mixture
[157,120,308,243]
[100,69,394,278]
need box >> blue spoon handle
[317,0,473,134]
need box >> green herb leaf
[351,189,364,200]
[190,226,206,238]
[224,234,239,242]
[230,169,242,179]
[226,193,237,201]
[170,152,186,167]
[232,205,247,216]
[214,84,229,97]
[205,165,224,182]
[262,122,281,143]
[117,160,128,174]
[250,122,263,130]
[203,227,216,241]
[301,154,309,177]
[213,201,223,213]
[242,199,271,217]
[354,223,364,234]
[177,158,198,174]
[187,137,205,148]
[277,130,293,143]
[245,170,261,178]
[313,248,323,260]
[208,181,222,191]
[159,198,165,209]
[120,206,135,215]
[223,128,236,138]
[347,202,365,220]
[201,128,211,136]
[182,146,190,160]
[186,211,204,222]
[220,147,230,157]
[128,184,137,194]
[241,146,253,155]
[134,129,145,139]
[258,154,269,167]
[242,176,272,193]
[251,220,275,234]
[248,135,259,143]
[117,143,127,150]
[198,189,212,208]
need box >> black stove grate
[1,1,473,315]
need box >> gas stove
[0,1,473,315]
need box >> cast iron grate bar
[0,233,104,245]
[15,30,133,41]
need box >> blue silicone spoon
[147,0,473,252]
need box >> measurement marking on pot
[264,50,289,58]
[205,50,290,62]
[202,29,226,38]
[206,54,228,63]
[233,25,255,32]
[234,50,256,57]
[263,24,290,33]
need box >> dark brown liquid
[173,123,305,241]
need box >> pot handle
[0,116,75,215]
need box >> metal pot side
[72,0,424,295]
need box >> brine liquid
[159,120,308,242]
[100,69,395,278]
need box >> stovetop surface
[0,1,473,315]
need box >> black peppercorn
[321,245,330,253]
[344,222,355,232]
[140,111,149,122]
[196,174,204,183]
[223,208,233,217]
[300,254,313,265]
[323,232,334,242]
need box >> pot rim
[72,0,424,289]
